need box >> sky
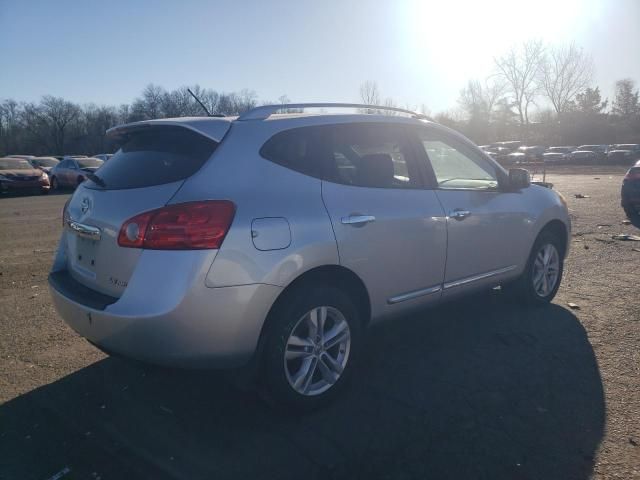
[1,0,639,113]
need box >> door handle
[341,215,376,226]
[449,209,471,221]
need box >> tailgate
[64,181,184,297]
[62,123,228,297]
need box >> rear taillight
[624,168,640,181]
[118,200,236,250]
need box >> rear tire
[505,231,564,306]
[262,285,362,411]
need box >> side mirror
[509,168,531,189]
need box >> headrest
[357,153,394,188]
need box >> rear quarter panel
[170,121,340,288]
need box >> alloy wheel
[532,243,560,297]
[283,306,351,396]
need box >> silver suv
[49,103,571,409]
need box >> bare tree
[359,81,381,106]
[27,96,81,154]
[130,84,165,120]
[540,43,594,115]
[494,40,545,125]
[458,78,506,122]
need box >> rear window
[0,159,32,170]
[89,126,217,190]
[77,158,103,168]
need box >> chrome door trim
[443,265,517,290]
[387,285,442,305]
[66,220,102,240]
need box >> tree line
[1,40,639,156]
[436,40,640,146]
[0,85,264,156]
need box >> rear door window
[260,123,422,189]
[89,126,218,190]
[323,124,421,189]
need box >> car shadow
[0,292,604,480]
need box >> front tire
[623,205,640,227]
[50,176,59,190]
[507,231,564,306]
[262,285,362,411]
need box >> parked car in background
[480,145,512,162]
[49,104,571,409]
[0,157,50,195]
[94,154,113,162]
[543,146,577,163]
[506,151,526,164]
[621,160,640,224]
[505,146,546,164]
[49,157,103,190]
[7,155,36,160]
[516,146,547,162]
[491,141,522,152]
[608,144,640,164]
[569,150,598,164]
[63,155,88,160]
[28,156,59,177]
[577,145,608,162]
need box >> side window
[325,124,420,189]
[417,129,498,190]
[260,127,323,178]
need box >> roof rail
[236,103,429,121]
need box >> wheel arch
[536,219,569,258]
[253,264,371,366]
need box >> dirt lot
[1,168,639,480]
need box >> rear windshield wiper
[85,172,107,188]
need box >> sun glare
[401,0,585,80]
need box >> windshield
[0,159,33,170]
[77,158,103,168]
[31,158,59,167]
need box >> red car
[0,157,50,195]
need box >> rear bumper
[49,267,282,369]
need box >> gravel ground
[1,168,639,480]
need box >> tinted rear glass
[77,158,103,168]
[0,159,33,170]
[89,126,218,190]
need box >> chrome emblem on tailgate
[80,197,91,214]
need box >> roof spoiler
[106,118,231,143]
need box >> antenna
[187,88,212,117]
